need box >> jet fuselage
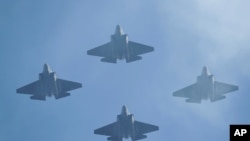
[87,25,154,63]
[196,67,214,100]
[116,106,135,140]
[94,105,159,141]
[38,64,59,97]
[17,63,82,100]
[110,25,129,60]
[173,66,238,103]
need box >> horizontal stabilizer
[185,98,201,104]
[101,58,117,63]
[135,135,147,141]
[107,136,121,141]
[107,137,114,140]
[55,93,70,99]
[211,96,226,102]
[126,56,142,63]
[30,95,46,101]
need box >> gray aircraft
[173,66,239,103]
[94,105,159,141]
[87,25,154,63]
[16,64,82,100]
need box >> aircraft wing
[214,81,239,95]
[173,83,197,98]
[57,79,82,92]
[94,122,118,136]
[87,42,113,57]
[16,80,41,95]
[128,41,154,56]
[134,121,159,135]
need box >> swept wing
[87,42,113,57]
[173,83,196,98]
[16,80,41,95]
[128,41,154,56]
[57,79,82,92]
[134,121,159,135]
[214,81,239,95]
[94,122,118,136]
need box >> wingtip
[156,126,159,130]
[93,129,100,135]
[172,91,180,97]
[16,88,24,94]
[236,86,239,90]
[79,83,83,88]
[151,47,155,51]
[86,50,91,55]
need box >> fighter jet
[16,64,82,100]
[173,66,239,103]
[94,105,159,141]
[87,25,154,63]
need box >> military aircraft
[87,25,154,63]
[173,66,239,103]
[16,64,82,100]
[94,105,159,141]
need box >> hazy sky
[1,0,250,141]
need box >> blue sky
[1,0,250,141]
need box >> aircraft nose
[43,63,52,73]
[115,25,123,35]
[121,105,128,115]
[202,66,208,75]
[116,25,121,30]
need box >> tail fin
[126,56,142,63]
[101,58,117,63]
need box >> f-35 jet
[16,64,82,100]
[94,105,159,141]
[173,66,239,103]
[87,25,154,63]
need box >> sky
[1,0,250,141]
